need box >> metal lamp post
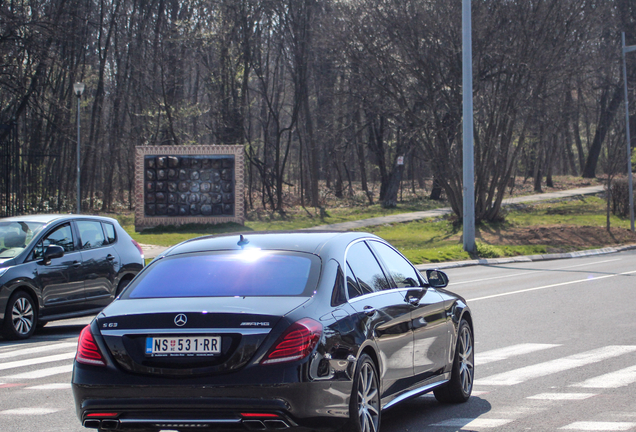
[462,0,476,253]
[622,33,636,232]
[73,82,85,214]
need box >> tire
[2,290,38,340]
[341,353,381,432]
[116,278,132,296]
[434,319,474,403]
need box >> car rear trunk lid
[97,296,310,376]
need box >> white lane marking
[528,393,597,400]
[0,364,73,380]
[0,342,77,360]
[0,352,75,371]
[26,383,72,390]
[476,343,561,366]
[450,258,622,286]
[0,407,61,415]
[430,418,513,428]
[560,422,636,431]
[571,365,636,389]
[467,270,636,302]
[474,346,636,386]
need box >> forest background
[1,0,636,224]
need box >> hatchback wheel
[344,353,381,432]
[2,291,38,340]
[116,277,132,296]
[434,319,474,403]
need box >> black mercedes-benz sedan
[72,231,473,432]
[0,214,145,340]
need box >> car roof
[165,231,381,256]
[0,214,118,225]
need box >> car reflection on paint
[72,231,474,432]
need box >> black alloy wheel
[346,353,381,432]
[2,290,38,340]
[434,319,474,403]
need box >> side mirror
[42,245,64,264]
[426,269,449,288]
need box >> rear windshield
[124,250,320,299]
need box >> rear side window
[346,241,390,294]
[103,223,116,244]
[125,251,320,298]
[77,220,106,250]
[368,241,421,288]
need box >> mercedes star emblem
[174,314,187,327]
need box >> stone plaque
[135,145,244,230]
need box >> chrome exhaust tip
[83,419,100,429]
[100,419,120,430]
[243,419,267,430]
[264,419,290,429]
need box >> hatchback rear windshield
[124,250,321,298]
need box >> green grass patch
[108,193,630,265]
[113,199,445,247]
[507,196,631,229]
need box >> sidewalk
[141,185,605,259]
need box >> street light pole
[462,0,476,253]
[622,33,636,232]
[73,82,85,214]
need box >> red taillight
[86,413,118,418]
[261,318,322,365]
[241,413,280,418]
[76,326,107,366]
[131,239,144,260]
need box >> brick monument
[135,145,244,231]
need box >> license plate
[146,336,221,357]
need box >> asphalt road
[1,250,635,431]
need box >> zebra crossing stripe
[571,365,636,389]
[0,352,75,371]
[527,393,597,400]
[0,342,77,360]
[430,418,513,428]
[560,422,636,431]
[0,364,73,380]
[476,343,561,366]
[474,346,636,386]
[0,407,61,415]
[26,383,72,390]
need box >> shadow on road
[381,395,492,431]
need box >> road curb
[415,244,636,271]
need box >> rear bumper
[72,362,351,431]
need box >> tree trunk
[583,85,623,178]
[382,163,404,208]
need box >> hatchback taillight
[261,318,322,364]
[131,239,144,260]
[76,326,106,366]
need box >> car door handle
[106,254,115,261]
[363,306,375,316]
[72,260,81,268]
